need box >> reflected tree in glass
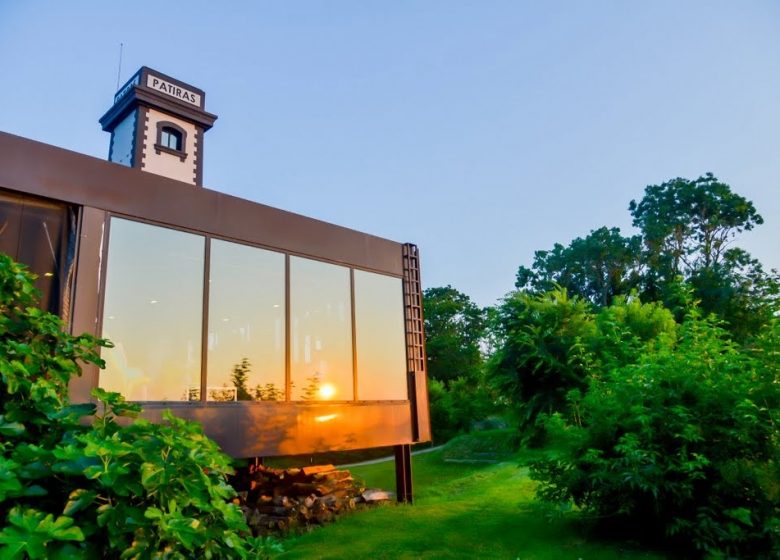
[207,240,285,401]
[290,257,353,401]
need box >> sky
[1,1,779,307]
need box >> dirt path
[340,444,445,468]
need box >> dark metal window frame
[98,212,409,406]
[154,121,187,161]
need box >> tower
[99,67,217,186]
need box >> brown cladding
[0,130,429,458]
[0,131,402,276]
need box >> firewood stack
[237,464,394,534]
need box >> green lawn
[275,447,670,559]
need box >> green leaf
[724,507,753,527]
[63,489,98,516]
[0,507,84,559]
[51,403,97,421]
[0,419,25,437]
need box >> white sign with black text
[146,75,201,107]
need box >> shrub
[0,254,264,558]
[489,287,596,441]
[489,288,675,443]
[530,308,780,558]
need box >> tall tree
[629,173,777,334]
[629,173,763,289]
[516,226,642,306]
[230,358,253,401]
[423,286,485,385]
[423,286,493,442]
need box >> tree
[629,174,777,335]
[489,287,596,440]
[516,227,642,307]
[230,357,253,401]
[530,309,780,558]
[489,287,676,442]
[423,286,485,385]
[423,286,494,442]
[629,173,762,274]
[514,174,777,338]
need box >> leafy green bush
[427,376,496,444]
[489,288,676,443]
[489,287,596,441]
[0,254,264,558]
[530,308,780,558]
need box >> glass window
[161,127,182,151]
[207,240,285,401]
[354,271,408,401]
[100,218,204,401]
[0,190,75,316]
[290,257,352,401]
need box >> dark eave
[99,87,218,132]
[0,130,402,276]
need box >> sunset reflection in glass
[290,257,352,401]
[100,218,204,401]
[207,239,285,401]
[354,270,408,400]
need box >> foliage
[516,226,643,307]
[0,254,264,558]
[530,309,780,558]
[423,286,485,385]
[489,288,676,442]
[489,287,595,441]
[231,357,253,401]
[629,173,778,336]
[591,293,676,371]
[516,174,779,339]
[426,376,495,443]
[423,286,496,442]
[629,173,762,279]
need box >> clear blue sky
[1,1,778,307]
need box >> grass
[274,435,670,559]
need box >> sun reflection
[319,383,336,400]
[314,414,338,423]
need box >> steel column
[394,443,413,504]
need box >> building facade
[0,68,429,497]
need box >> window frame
[97,213,410,405]
[154,121,187,161]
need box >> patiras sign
[146,74,201,107]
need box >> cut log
[301,464,335,476]
[362,489,393,502]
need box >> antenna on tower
[115,43,124,90]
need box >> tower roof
[99,67,217,132]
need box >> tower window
[154,121,188,161]
[160,127,182,151]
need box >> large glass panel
[290,257,352,401]
[100,218,204,401]
[207,239,285,401]
[0,190,23,258]
[354,271,408,401]
[0,191,75,316]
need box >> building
[0,67,430,500]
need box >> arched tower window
[160,127,182,151]
[154,121,188,161]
